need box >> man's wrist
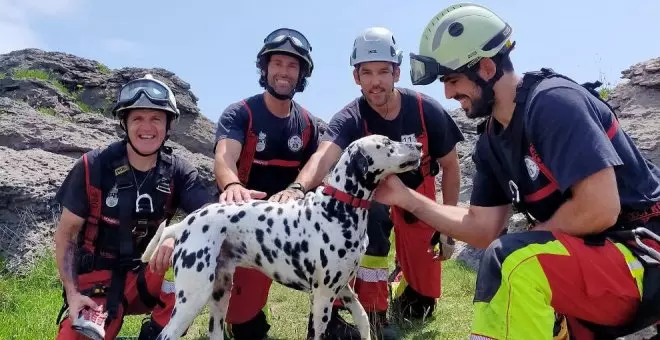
[287,182,306,194]
[223,181,244,191]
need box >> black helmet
[257,28,314,98]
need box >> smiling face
[353,61,400,108]
[124,109,168,155]
[441,72,484,118]
[266,53,301,96]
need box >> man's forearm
[55,228,79,296]
[404,190,498,248]
[214,156,241,190]
[294,152,331,191]
[440,163,461,206]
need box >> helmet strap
[463,52,510,119]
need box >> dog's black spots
[172,307,177,317]
[258,214,266,222]
[320,249,328,268]
[285,224,291,236]
[180,229,190,244]
[313,282,319,289]
[220,226,227,233]
[330,245,335,252]
[334,286,342,295]
[356,189,365,198]
[255,229,264,244]
[331,271,342,286]
[230,213,243,223]
[219,320,224,332]
[305,207,312,221]
[182,297,187,303]
[178,290,185,298]
[283,242,292,256]
[353,241,359,248]
[202,224,210,233]
[271,249,278,259]
[322,233,330,244]
[173,248,182,265]
[266,228,272,234]
[338,249,346,258]
[181,250,197,269]
[274,238,282,249]
[343,230,352,239]
[323,273,331,285]
[322,315,329,323]
[212,289,224,301]
[174,239,179,246]
[285,259,290,265]
[343,296,352,304]
[196,249,204,259]
[265,206,274,212]
[304,258,315,274]
[255,253,262,267]
[261,245,274,263]
[335,175,340,182]
[344,240,353,249]
[324,307,329,314]
[277,207,283,215]
[273,272,281,281]
[174,266,178,276]
[298,210,302,218]
[187,216,196,225]
[205,253,211,267]
[209,273,214,282]
[293,220,299,229]
[200,209,208,217]
[216,208,225,214]
[209,316,214,333]
[301,240,309,253]
[314,222,321,232]
[267,218,274,227]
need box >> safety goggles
[116,78,176,111]
[409,53,466,85]
[263,28,312,55]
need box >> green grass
[0,251,476,339]
[97,63,111,75]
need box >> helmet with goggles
[111,74,180,122]
[409,3,514,86]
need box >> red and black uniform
[469,68,660,339]
[214,93,322,337]
[54,140,213,339]
[323,88,464,316]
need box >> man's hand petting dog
[219,183,266,204]
[373,175,415,210]
[269,187,305,203]
[148,237,175,274]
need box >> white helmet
[350,27,403,67]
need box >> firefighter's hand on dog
[149,237,175,274]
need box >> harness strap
[322,186,371,209]
[236,98,312,185]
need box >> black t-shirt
[470,76,660,222]
[55,147,213,220]
[215,93,321,197]
[322,87,465,160]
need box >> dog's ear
[350,147,370,178]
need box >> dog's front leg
[337,285,371,340]
[309,288,336,340]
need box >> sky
[1,0,659,124]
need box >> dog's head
[329,134,422,195]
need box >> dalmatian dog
[141,134,423,340]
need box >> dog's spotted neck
[324,148,381,208]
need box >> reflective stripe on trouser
[225,266,272,324]
[354,255,390,312]
[470,230,644,340]
[57,264,176,339]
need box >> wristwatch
[287,182,306,194]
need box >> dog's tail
[141,219,180,263]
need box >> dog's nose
[415,143,422,151]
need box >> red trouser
[470,228,659,340]
[226,266,272,324]
[56,264,175,339]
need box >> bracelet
[287,182,306,194]
[223,181,244,191]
